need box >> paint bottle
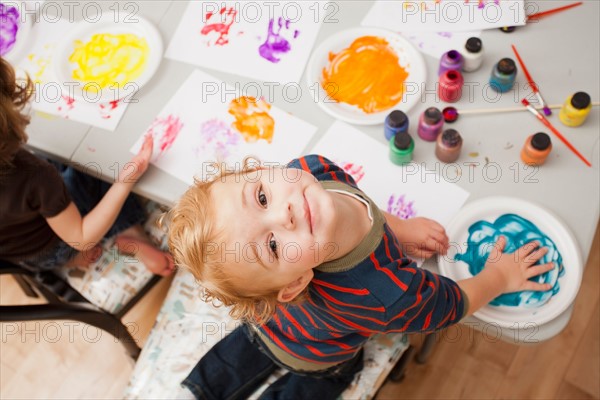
[435,129,462,163]
[384,110,409,141]
[462,37,483,72]
[489,58,517,93]
[439,50,464,76]
[521,132,552,166]
[418,107,444,142]
[559,92,592,127]
[389,131,414,165]
[438,70,464,103]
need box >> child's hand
[397,217,449,259]
[485,236,554,294]
[119,134,153,184]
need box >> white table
[26,0,600,343]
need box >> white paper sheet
[311,121,470,228]
[16,18,131,131]
[165,1,323,84]
[130,69,317,185]
[402,30,481,59]
[362,0,525,33]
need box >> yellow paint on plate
[69,33,149,92]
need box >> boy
[167,155,552,399]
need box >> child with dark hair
[0,57,173,275]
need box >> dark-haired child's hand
[119,134,153,184]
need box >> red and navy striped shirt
[256,155,466,369]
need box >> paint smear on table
[455,213,563,307]
[196,118,241,159]
[146,114,184,156]
[0,3,19,55]
[228,96,275,143]
[322,36,408,114]
[387,194,417,219]
[201,6,238,46]
[69,33,149,92]
[259,17,299,63]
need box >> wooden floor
[1,227,598,399]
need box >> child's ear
[277,270,314,303]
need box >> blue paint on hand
[455,214,564,307]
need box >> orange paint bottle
[521,132,552,166]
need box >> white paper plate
[2,1,33,64]
[305,27,426,125]
[438,196,582,328]
[53,12,163,102]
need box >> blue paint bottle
[384,110,408,141]
[389,131,414,165]
[489,58,517,93]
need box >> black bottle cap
[441,129,462,147]
[497,58,516,75]
[571,92,591,110]
[424,107,442,125]
[387,110,408,128]
[465,37,482,53]
[394,131,413,150]
[531,132,551,151]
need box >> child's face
[210,167,338,293]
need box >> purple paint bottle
[418,107,444,142]
[439,50,464,76]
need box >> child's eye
[258,186,268,207]
[268,235,278,258]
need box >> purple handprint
[0,3,20,56]
[258,17,299,63]
[387,194,417,220]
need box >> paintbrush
[527,2,583,21]
[442,103,600,122]
[521,98,592,167]
[512,45,551,116]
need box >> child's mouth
[303,193,312,234]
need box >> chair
[0,259,160,359]
[0,201,169,359]
[123,268,417,399]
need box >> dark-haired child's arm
[383,212,449,258]
[45,135,153,251]
[457,236,553,316]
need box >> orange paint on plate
[69,33,149,92]
[321,36,408,114]
[228,96,275,143]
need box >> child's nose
[279,202,294,230]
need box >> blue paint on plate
[455,214,563,307]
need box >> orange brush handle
[511,45,538,93]
[527,2,583,20]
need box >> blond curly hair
[165,159,306,325]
